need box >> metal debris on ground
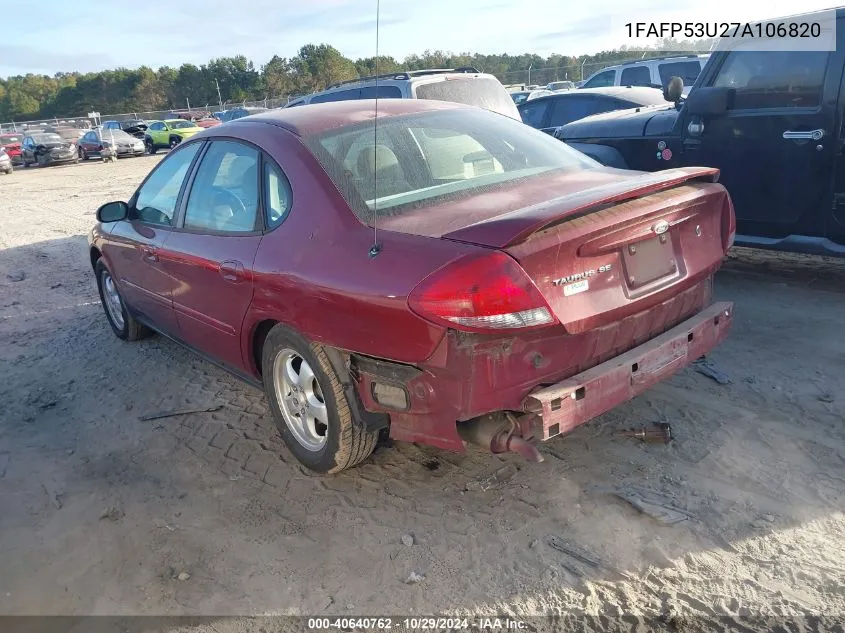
[138,404,223,422]
[546,536,603,577]
[616,423,673,444]
[693,357,732,385]
[401,534,414,547]
[404,571,425,584]
[613,488,693,525]
[464,463,518,492]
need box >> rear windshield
[414,77,518,119]
[1,134,22,143]
[305,108,597,224]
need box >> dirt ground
[1,157,844,629]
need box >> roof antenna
[368,0,382,258]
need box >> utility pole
[215,79,223,111]
[581,59,587,80]
[186,97,191,113]
[528,64,532,86]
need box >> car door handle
[782,129,824,141]
[141,246,159,263]
[218,260,244,282]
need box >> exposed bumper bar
[524,301,734,440]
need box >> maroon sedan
[0,132,24,165]
[88,100,735,473]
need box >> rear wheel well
[252,319,279,377]
[89,246,102,270]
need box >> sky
[0,0,837,77]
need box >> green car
[144,119,204,154]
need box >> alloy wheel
[101,270,125,330]
[272,348,328,451]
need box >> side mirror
[96,201,128,223]
[686,86,734,117]
[663,76,684,103]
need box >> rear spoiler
[442,167,720,248]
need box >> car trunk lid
[382,166,731,335]
[452,167,732,334]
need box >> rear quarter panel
[230,123,480,372]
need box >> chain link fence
[0,57,663,132]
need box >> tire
[78,146,87,160]
[94,259,151,342]
[169,136,180,149]
[262,324,378,474]
[145,138,156,155]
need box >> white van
[284,68,520,120]
[581,55,709,95]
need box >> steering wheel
[209,187,250,230]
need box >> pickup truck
[556,9,845,257]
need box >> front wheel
[262,325,378,473]
[169,136,180,149]
[145,138,156,155]
[78,146,87,160]
[94,259,151,341]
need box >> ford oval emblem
[653,220,670,235]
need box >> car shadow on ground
[0,238,843,619]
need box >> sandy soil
[0,158,843,630]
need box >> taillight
[408,251,557,332]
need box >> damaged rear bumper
[524,301,733,440]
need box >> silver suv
[581,55,709,95]
[284,67,520,120]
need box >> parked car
[284,67,520,120]
[194,117,221,128]
[78,128,146,160]
[510,89,553,106]
[21,132,78,166]
[143,119,204,153]
[557,11,845,257]
[547,81,575,91]
[88,99,735,473]
[103,119,148,139]
[0,147,12,174]
[518,87,669,134]
[221,106,268,122]
[0,132,24,165]
[581,55,709,96]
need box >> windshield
[414,77,518,119]
[1,134,22,144]
[32,134,63,144]
[305,108,597,223]
[168,120,195,129]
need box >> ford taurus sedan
[88,100,735,473]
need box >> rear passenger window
[264,160,293,229]
[518,100,550,128]
[620,66,652,87]
[712,50,828,109]
[311,88,361,104]
[360,85,403,99]
[658,61,703,87]
[583,70,615,88]
[548,96,598,127]
[183,141,260,233]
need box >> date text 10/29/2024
[307,617,528,630]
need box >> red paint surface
[89,101,736,452]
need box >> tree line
[0,41,702,121]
